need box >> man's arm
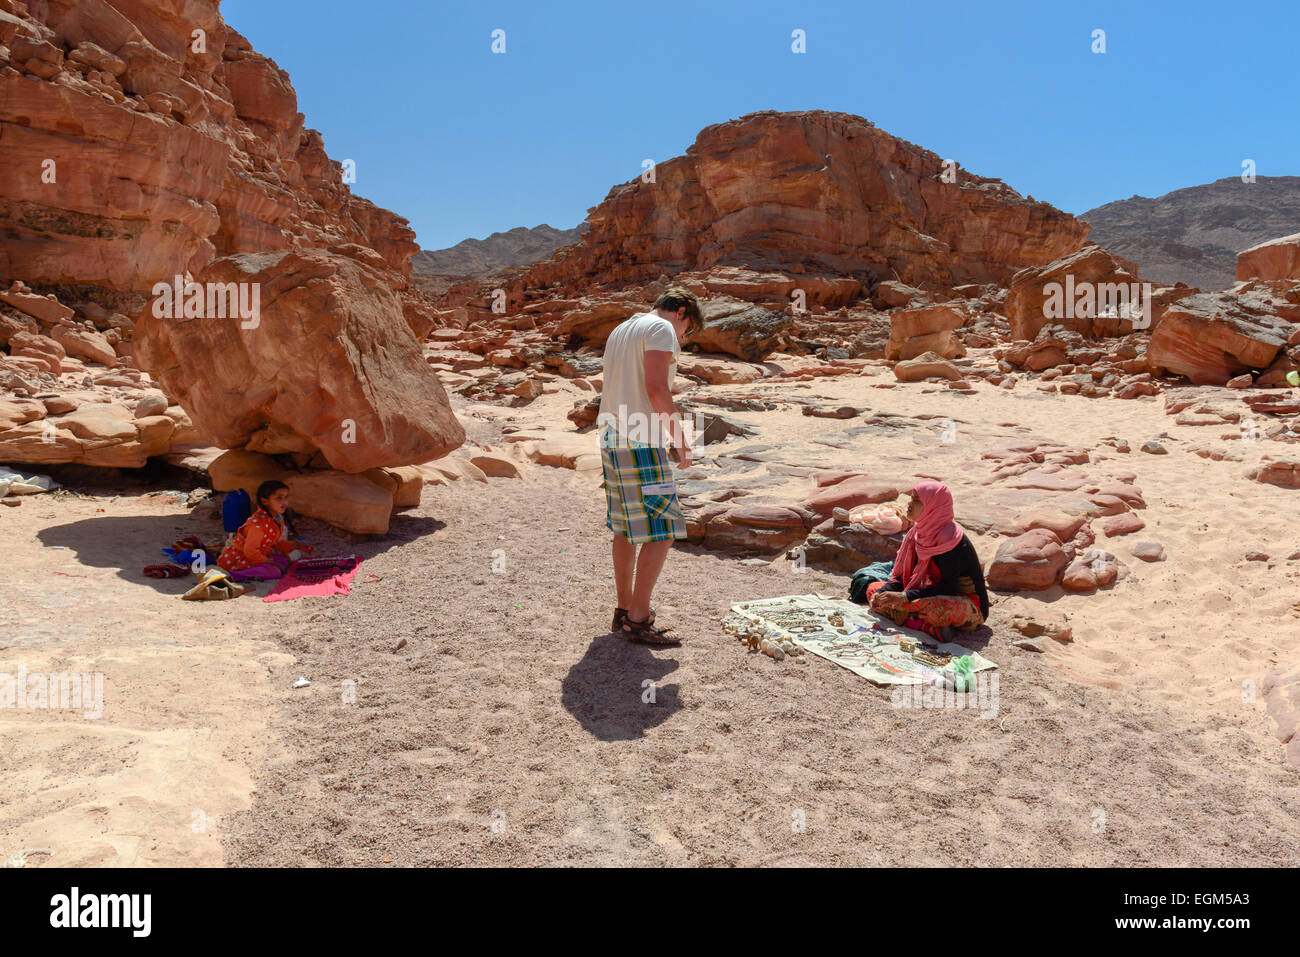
[644,349,689,464]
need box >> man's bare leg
[629,539,672,622]
[612,533,636,612]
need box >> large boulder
[1237,233,1300,282]
[1003,243,1143,341]
[134,249,465,472]
[886,303,967,360]
[208,449,397,534]
[1146,291,1292,385]
[985,528,1069,591]
[689,306,792,361]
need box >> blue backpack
[222,488,253,533]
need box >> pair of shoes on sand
[612,607,681,645]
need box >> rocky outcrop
[1146,291,1295,385]
[0,1,419,295]
[886,303,966,360]
[0,0,466,527]
[134,249,465,473]
[1237,233,1300,283]
[0,392,196,468]
[519,111,1088,292]
[689,306,792,361]
[1003,243,1143,341]
[985,528,1070,591]
[1244,457,1300,490]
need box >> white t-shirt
[597,311,679,447]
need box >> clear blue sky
[222,0,1300,251]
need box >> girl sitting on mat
[866,481,989,641]
[217,480,315,581]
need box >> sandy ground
[0,490,297,866]
[5,368,1300,866]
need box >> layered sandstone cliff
[520,110,1090,293]
[0,0,462,530]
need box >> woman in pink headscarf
[866,482,989,639]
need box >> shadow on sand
[37,508,446,593]
[561,632,682,741]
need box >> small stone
[1226,373,1253,389]
[1131,541,1166,562]
[1140,440,1167,455]
[1012,637,1044,652]
[1,497,21,507]
[1245,550,1269,562]
[1103,513,1146,537]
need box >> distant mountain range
[416,177,1300,292]
[1081,176,1300,290]
[412,223,586,277]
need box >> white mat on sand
[729,594,996,686]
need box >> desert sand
[5,366,1299,867]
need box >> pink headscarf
[891,481,965,592]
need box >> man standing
[596,286,703,645]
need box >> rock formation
[520,110,1088,292]
[1237,233,1300,283]
[134,248,464,473]
[0,0,465,530]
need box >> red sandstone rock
[804,477,901,516]
[886,303,967,360]
[133,249,465,473]
[1102,513,1145,536]
[519,111,1087,293]
[985,528,1069,591]
[1147,291,1292,385]
[0,0,429,324]
[1244,457,1300,490]
[1131,541,1166,562]
[1004,243,1145,341]
[1237,233,1300,283]
[893,351,962,382]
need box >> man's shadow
[561,632,682,741]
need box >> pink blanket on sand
[262,556,363,602]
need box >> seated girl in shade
[217,480,314,581]
[866,481,989,640]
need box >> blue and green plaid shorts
[600,431,687,545]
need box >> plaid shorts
[600,433,687,545]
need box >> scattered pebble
[1131,541,1166,562]
[1140,440,1167,454]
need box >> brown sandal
[623,613,681,645]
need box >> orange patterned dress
[218,508,288,572]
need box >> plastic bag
[0,466,59,497]
[943,655,975,693]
